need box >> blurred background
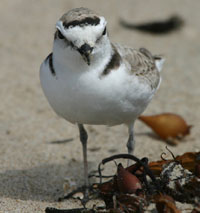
[0,0,199,211]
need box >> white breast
[40,57,155,126]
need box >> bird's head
[54,7,109,66]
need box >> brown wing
[114,44,161,90]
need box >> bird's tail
[154,56,165,72]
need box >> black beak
[78,43,93,65]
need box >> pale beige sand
[0,0,200,212]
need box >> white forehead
[56,17,106,46]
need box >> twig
[165,146,176,160]
[99,154,161,192]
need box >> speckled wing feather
[114,43,161,90]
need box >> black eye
[57,30,65,39]
[102,27,106,36]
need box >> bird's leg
[126,123,135,166]
[78,124,89,190]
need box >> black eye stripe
[57,30,65,39]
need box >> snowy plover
[40,8,164,187]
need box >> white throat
[52,38,113,74]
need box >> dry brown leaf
[154,194,181,213]
[117,163,142,194]
[117,194,145,212]
[97,179,116,195]
[125,161,145,176]
[139,113,192,144]
[149,152,200,176]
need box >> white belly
[40,61,154,125]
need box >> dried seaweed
[46,151,200,212]
[139,113,192,144]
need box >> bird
[40,7,164,189]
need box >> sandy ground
[0,0,200,212]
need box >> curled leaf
[176,152,200,173]
[149,152,200,176]
[117,194,146,212]
[125,160,145,176]
[97,179,118,209]
[97,179,117,195]
[154,194,181,213]
[117,163,142,194]
[139,113,192,144]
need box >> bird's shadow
[136,131,163,142]
[0,134,167,202]
[136,131,179,147]
[0,160,92,202]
